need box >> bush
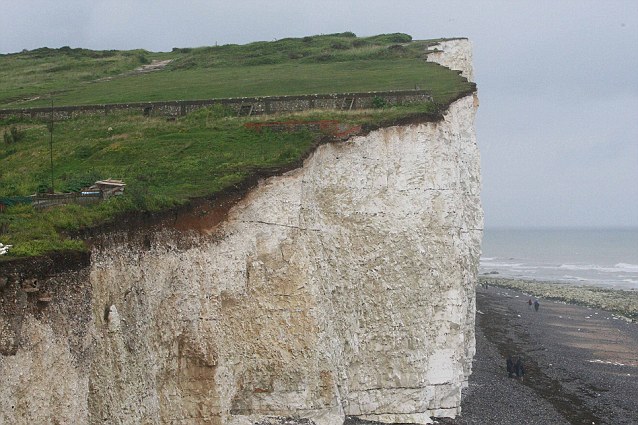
[208,104,235,119]
[172,57,197,70]
[36,183,50,194]
[60,170,101,192]
[372,96,388,108]
[352,39,371,48]
[330,41,351,50]
[325,32,356,38]
[128,183,150,210]
[314,53,334,62]
[369,33,413,44]
[3,126,25,144]
[0,115,29,126]
[137,53,150,64]
[388,44,407,52]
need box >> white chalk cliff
[426,38,475,83]
[0,39,482,425]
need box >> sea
[480,228,638,290]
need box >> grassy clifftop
[0,33,475,257]
[0,33,468,108]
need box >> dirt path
[131,59,172,74]
[96,59,173,82]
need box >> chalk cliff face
[427,39,475,83]
[0,40,481,425]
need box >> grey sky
[1,1,637,228]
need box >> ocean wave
[480,261,524,268]
[559,263,638,273]
[562,275,590,282]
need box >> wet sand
[437,285,638,424]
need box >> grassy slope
[0,33,475,257]
[36,60,460,105]
[0,47,167,107]
[0,33,462,108]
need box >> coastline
[478,276,638,322]
[280,278,638,424]
[436,283,638,425]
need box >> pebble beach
[435,279,638,425]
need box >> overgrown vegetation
[0,33,475,257]
[3,126,25,144]
[0,47,160,107]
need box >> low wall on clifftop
[0,90,431,121]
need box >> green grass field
[0,33,475,257]
[27,59,464,106]
[0,33,460,108]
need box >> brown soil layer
[1,103,465,279]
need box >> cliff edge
[0,39,482,425]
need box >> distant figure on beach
[528,298,533,309]
[514,357,525,381]
[534,300,540,312]
[506,355,514,378]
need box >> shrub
[172,57,197,70]
[0,115,27,126]
[330,41,351,50]
[3,126,25,144]
[36,183,50,194]
[60,170,101,193]
[314,53,334,62]
[208,104,235,119]
[137,53,150,64]
[372,96,388,108]
[369,33,413,44]
[352,39,371,48]
[325,32,356,38]
[388,44,407,52]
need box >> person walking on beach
[534,300,540,312]
[528,298,533,309]
[506,355,514,378]
[514,357,525,382]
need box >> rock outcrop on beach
[0,40,482,425]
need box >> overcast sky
[1,1,637,228]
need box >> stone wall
[0,90,431,121]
